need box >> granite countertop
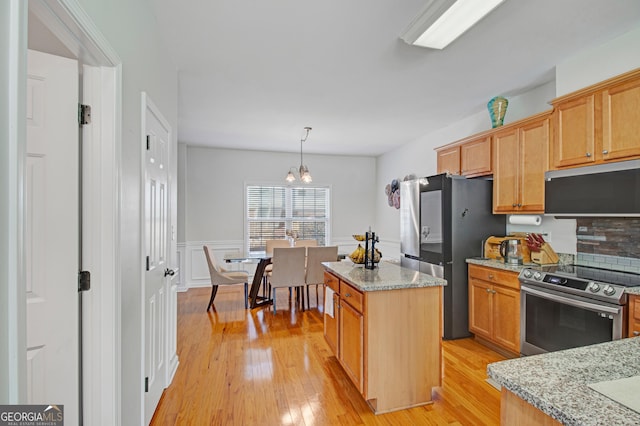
[466,257,538,273]
[322,261,446,292]
[466,257,640,295]
[488,337,640,425]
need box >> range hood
[545,160,640,217]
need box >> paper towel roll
[508,215,542,226]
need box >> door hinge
[146,256,150,271]
[79,104,92,125]
[78,270,91,292]
[146,135,150,150]
[145,377,149,392]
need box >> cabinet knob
[488,274,494,279]
[634,331,640,336]
[603,150,609,155]
[345,293,351,298]
[486,288,491,293]
[586,152,591,157]
[512,203,517,207]
[517,203,522,207]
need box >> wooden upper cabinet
[436,135,492,177]
[602,76,640,162]
[493,113,549,214]
[460,136,492,177]
[493,128,519,213]
[518,118,548,212]
[436,145,461,175]
[550,68,640,170]
[552,95,596,168]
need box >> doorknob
[164,268,176,277]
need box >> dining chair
[305,246,339,309]
[265,239,292,253]
[203,245,249,311]
[262,239,292,293]
[294,239,318,248]
[269,247,306,314]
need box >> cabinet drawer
[340,281,363,313]
[325,272,339,293]
[468,264,519,290]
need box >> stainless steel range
[519,264,637,356]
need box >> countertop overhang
[322,261,446,292]
[487,337,640,425]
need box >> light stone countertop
[466,257,640,295]
[487,337,640,425]
[322,261,446,292]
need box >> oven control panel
[518,268,627,305]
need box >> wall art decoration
[385,174,416,209]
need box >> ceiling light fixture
[286,127,313,183]
[400,0,506,50]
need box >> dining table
[223,252,273,308]
[224,250,348,309]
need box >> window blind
[246,185,330,253]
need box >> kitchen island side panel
[364,285,442,413]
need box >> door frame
[2,0,123,423]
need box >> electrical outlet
[543,232,552,242]
[578,226,588,232]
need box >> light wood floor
[150,285,508,425]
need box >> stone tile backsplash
[576,218,640,273]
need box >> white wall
[185,146,376,242]
[76,0,179,423]
[556,26,640,97]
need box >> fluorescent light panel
[402,0,506,50]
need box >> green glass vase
[487,96,508,128]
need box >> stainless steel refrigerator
[400,174,505,339]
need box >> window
[246,184,330,253]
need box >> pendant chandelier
[285,126,313,183]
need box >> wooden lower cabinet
[468,264,520,354]
[339,298,363,391]
[629,294,640,338]
[323,271,442,414]
[323,272,339,354]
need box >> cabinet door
[492,128,519,213]
[552,95,596,168]
[323,288,339,355]
[437,146,460,175]
[461,136,492,177]
[492,285,520,353]
[339,300,364,392]
[468,277,492,339]
[630,295,640,338]
[518,118,548,213]
[602,78,640,162]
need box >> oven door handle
[521,285,621,315]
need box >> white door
[143,94,171,424]
[25,49,79,424]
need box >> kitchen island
[322,261,446,414]
[488,337,640,425]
